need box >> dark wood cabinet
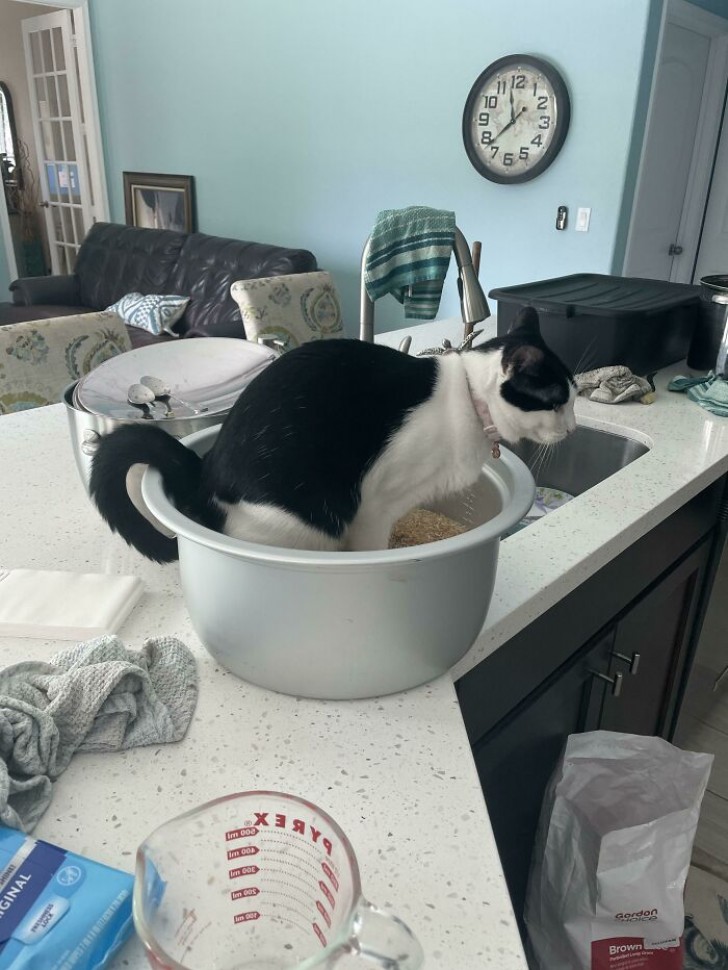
[457,477,725,939]
[472,628,613,928]
[600,542,711,737]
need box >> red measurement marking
[228,845,260,859]
[225,826,258,841]
[231,887,260,900]
[234,911,260,924]
[229,864,260,880]
[316,900,332,928]
[227,845,259,860]
[312,922,327,947]
[321,862,339,892]
[319,881,335,909]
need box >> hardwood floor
[679,690,728,868]
[674,545,728,873]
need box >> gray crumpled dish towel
[0,635,198,832]
[575,365,655,404]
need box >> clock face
[462,55,571,184]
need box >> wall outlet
[575,207,591,232]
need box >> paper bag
[524,731,713,970]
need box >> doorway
[693,92,728,280]
[622,0,728,284]
[0,0,107,284]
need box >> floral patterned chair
[229,271,344,350]
[0,311,131,415]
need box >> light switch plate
[575,207,591,232]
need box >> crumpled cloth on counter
[575,366,655,404]
[667,372,728,417]
[0,635,198,832]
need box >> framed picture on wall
[123,172,196,233]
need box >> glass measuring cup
[134,790,424,970]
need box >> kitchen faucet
[359,226,490,344]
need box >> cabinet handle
[591,670,623,697]
[612,651,641,675]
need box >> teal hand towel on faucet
[364,206,455,320]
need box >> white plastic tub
[142,426,535,699]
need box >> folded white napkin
[0,569,144,639]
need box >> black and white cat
[90,307,576,562]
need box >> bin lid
[488,274,701,318]
[701,275,728,295]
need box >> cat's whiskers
[530,442,552,484]
[529,444,544,483]
[572,339,600,377]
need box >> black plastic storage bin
[490,274,700,375]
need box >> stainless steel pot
[141,425,536,700]
[63,381,226,491]
[63,338,277,492]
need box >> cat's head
[470,307,576,445]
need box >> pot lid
[75,338,277,420]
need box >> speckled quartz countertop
[2,319,727,970]
[0,342,523,969]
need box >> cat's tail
[89,424,204,563]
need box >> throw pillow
[230,271,344,349]
[106,292,189,337]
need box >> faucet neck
[453,228,491,326]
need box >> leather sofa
[1,222,317,347]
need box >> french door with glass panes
[22,9,97,274]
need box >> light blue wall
[88,0,654,333]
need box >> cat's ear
[508,306,541,339]
[507,344,545,374]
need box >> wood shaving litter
[389,508,468,548]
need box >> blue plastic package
[0,825,134,968]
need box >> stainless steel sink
[420,425,650,540]
[504,424,650,496]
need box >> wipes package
[0,825,133,968]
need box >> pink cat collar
[467,386,502,460]
[423,346,503,459]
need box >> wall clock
[462,54,571,184]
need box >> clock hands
[491,105,527,144]
[509,88,516,124]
